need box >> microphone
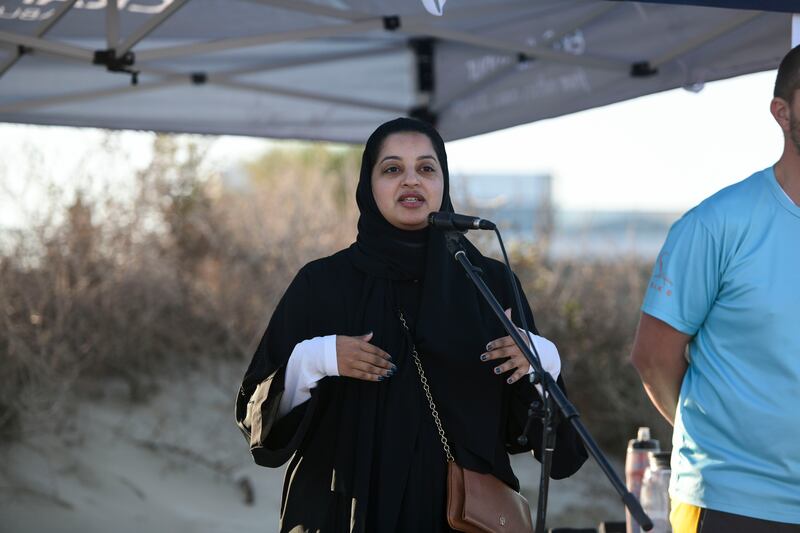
[428,211,496,231]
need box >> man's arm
[630,312,691,426]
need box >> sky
[0,68,783,229]
[445,69,782,212]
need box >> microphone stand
[535,390,559,533]
[443,233,652,533]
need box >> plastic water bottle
[625,427,660,533]
[640,451,672,533]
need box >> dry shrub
[0,134,668,453]
[0,135,360,438]
[509,246,673,455]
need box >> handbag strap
[398,311,455,463]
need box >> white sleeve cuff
[524,331,561,383]
[278,335,339,418]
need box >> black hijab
[347,117,453,280]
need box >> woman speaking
[235,118,587,532]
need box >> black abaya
[236,251,587,533]
[235,118,587,533]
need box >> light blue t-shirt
[642,166,800,524]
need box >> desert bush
[509,246,672,454]
[0,133,667,454]
[0,135,360,438]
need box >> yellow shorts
[669,500,800,532]
[670,499,702,533]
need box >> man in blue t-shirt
[631,46,800,533]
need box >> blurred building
[551,210,680,258]
[450,172,554,243]
[450,172,679,259]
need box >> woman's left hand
[480,309,562,385]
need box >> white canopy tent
[0,0,793,142]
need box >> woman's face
[371,132,445,231]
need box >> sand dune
[0,360,624,532]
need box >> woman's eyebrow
[378,154,438,164]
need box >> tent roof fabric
[0,0,791,142]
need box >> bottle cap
[631,426,660,450]
[649,451,672,470]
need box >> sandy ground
[0,360,625,532]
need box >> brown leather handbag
[399,313,534,533]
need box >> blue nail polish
[506,377,514,384]
[378,376,385,381]
[480,354,488,361]
[494,366,502,374]
[486,343,493,351]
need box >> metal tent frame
[0,0,793,141]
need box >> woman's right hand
[336,333,396,382]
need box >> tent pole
[0,30,93,61]
[0,0,78,78]
[135,19,385,62]
[117,0,191,56]
[651,11,762,68]
[400,22,626,71]
[543,2,619,44]
[0,79,182,114]
[210,78,407,114]
[432,61,519,115]
[207,44,404,78]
